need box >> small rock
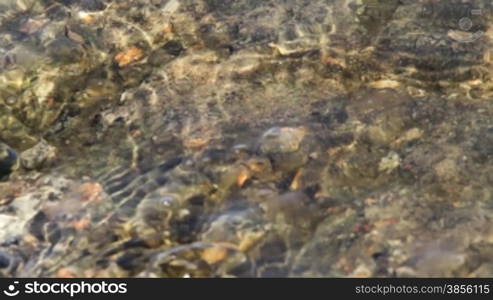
[20,140,57,170]
[147,49,175,66]
[259,127,306,154]
[46,36,83,64]
[0,143,18,179]
[263,191,316,228]
[201,244,231,265]
[115,46,144,67]
[201,208,267,251]
[0,251,11,269]
[392,128,423,148]
[378,151,400,174]
[162,40,184,56]
[434,158,460,182]
[77,182,104,203]
[351,264,374,277]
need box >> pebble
[162,40,184,56]
[0,143,18,178]
[378,152,400,174]
[115,46,144,67]
[46,36,83,64]
[259,127,306,154]
[20,140,57,170]
[0,251,11,269]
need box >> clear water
[1,0,493,277]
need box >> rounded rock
[0,251,11,269]
[20,140,57,170]
[259,127,306,154]
[0,143,18,179]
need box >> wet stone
[0,143,17,179]
[201,207,268,250]
[0,251,10,269]
[258,127,307,154]
[162,41,184,57]
[20,140,57,170]
[46,36,84,64]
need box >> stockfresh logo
[3,281,20,297]
[2,281,127,297]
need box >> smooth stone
[0,143,17,178]
[20,140,57,170]
[259,127,306,154]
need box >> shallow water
[1,0,493,277]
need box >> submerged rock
[20,140,57,170]
[259,127,307,154]
[0,143,17,179]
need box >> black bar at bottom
[0,278,491,299]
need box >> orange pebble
[236,167,250,187]
[81,15,95,24]
[79,182,103,203]
[163,24,174,34]
[72,218,91,231]
[201,245,229,265]
[115,46,144,67]
[184,138,209,150]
